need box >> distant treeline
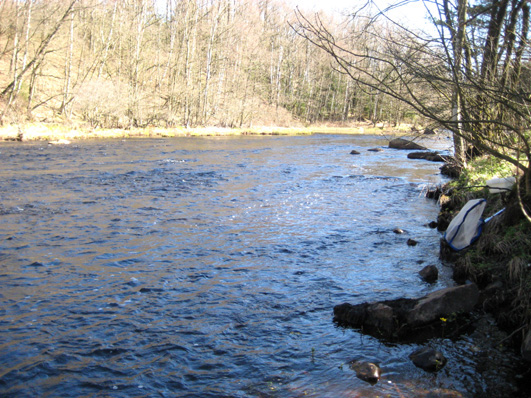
[0,0,416,128]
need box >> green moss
[454,155,515,189]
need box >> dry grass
[0,123,413,142]
[507,257,528,283]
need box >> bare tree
[293,0,531,203]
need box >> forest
[0,0,408,129]
[0,0,530,188]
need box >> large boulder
[364,303,395,335]
[406,283,479,327]
[389,138,427,150]
[334,283,479,341]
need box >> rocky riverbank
[336,140,531,396]
[435,180,531,355]
[436,176,531,396]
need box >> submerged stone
[409,347,447,372]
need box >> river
[0,134,516,397]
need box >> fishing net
[444,199,487,251]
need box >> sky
[292,0,436,28]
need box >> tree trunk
[1,0,78,98]
[60,10,75,116]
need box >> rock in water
[334,283,479,341]
[407,151,449,162]
[389,138,427,150]
[349,361,381,384]
[419,265,439,283]
[409,347,447,371]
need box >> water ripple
[0,135,498,397]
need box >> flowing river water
[0,134,522,397]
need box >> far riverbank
[0,122,416,142]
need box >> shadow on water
[0,135,521,397]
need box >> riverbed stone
[350,150,361,155]
[419,265,438,283]
[409,347,447,372]
[388,138,427,150]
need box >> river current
[0,134,506,397]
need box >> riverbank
[433,156,531,392]
[0,122,415,141]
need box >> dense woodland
[0,0,413,129]
[1,0,530,192]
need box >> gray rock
[334,284,479,341]
[406,283,479,327]
[409,347,447,371]
[419,265,438,283]
[407,238,418,246]
[350,150,361,155]
[389,138,427,150]
[367,147,384,152]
